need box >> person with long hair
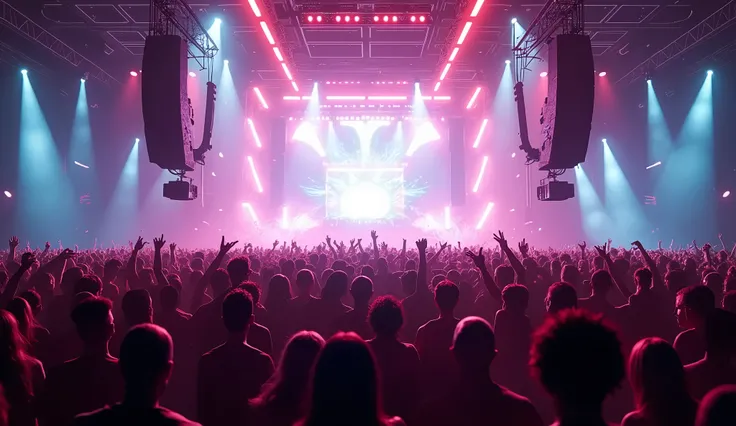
[5,298,49,359]
[261,274,294,360]
[250,331,324,426]
[622,337,697,426]
[299,332,404,426]
[0,310,45,426]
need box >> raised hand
[465,247,485,268]
[169,242,177,252]
[440,241,449,251]
[357,238,362,245]
[272,240,279,249]
[631,240,644,249]
[493,231,509,250]
[594,244,607,257]
[371,230,378,241]
[133,237,147,251]
[219,236,239,255]
[20,252,36,270]
[703,243,712,252]
[380,242,388,251]
[8,236,18,249]
[518,238,529,255]
[44,241,50,250]
[578,241,587,251]
[153,234,166,251]
[325,235,332,245]
[416,238,428,252]
[291,240,297,249]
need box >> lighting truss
[149,0,219,76]
[0,0,118,85]
[617,0,736,86]
[512,0,584,83]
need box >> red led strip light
[248,0,298,91]
[432,0,484,92]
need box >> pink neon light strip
[253,87,269,109]
[247,156,264,192]
[466,87,481,109]
[247,118,263,148]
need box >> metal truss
[617,0,736,86]
[512,0,584,83]
[149,0,218,75]
[0,0,119,85]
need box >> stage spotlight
[307,15,313,22]
[511,18,517,24]
[419,16,426,22]
[383,15,389,22]
[189,71,196,77]
[129,70,138,77]
[540,71,548,77]
[602,138,607,144]
[354,15,360,22]
[374,16,379,22]
[20,69,27,75]
[214,18,222,25]
[707,70,713,76]
[218,152,224,158]
[3,191,11,198]
[345,16,350,22]
[723,190,731,198]
[316,15,322,22]
[598,71,607,77]
[505,60,511,65]
[224,59,229,66]
[336,15,341,22]
[411,16,416,22]
[392,16,398,22]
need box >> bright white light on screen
[3,191,11,198]
[340,182,392,220]
[723,191,731,198]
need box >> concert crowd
[0,230,736,426]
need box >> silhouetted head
[696,385,736,426]
[452,316,496,373]
[227,256,251,287]
[629,337,690,411]
[360,265,375,279]
[71,296,115,344]
[322,271,349,302]
[221,289,254,334]
[265,274,292,309]
[305,333,382,426]
[494,265,515,288]
[635,268,653,291]
[561,265,581,287]
[19,290,42,316]
[722,290,736,314]
[159,285,180,312]
[74,274,103,296]
[401,270,417,296]
[704,272,724,302]
[368,296,403,338]
[6,297,34,343]
[119,324,173,401]
[239,281,262,307]
[434,280,459,314]
[296,269,316,295]
[676,285,716,329]
[253,330,325,414]
[350,276,374,306]
[103,259,123,280]
[591,270,614,296]
[211,268,232,296]
[665,269,688,294]
[501,284,529,312]
[121,289,153,327]
[545,282,578,314]
[61,267,84,295]
[531,309,624,409]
